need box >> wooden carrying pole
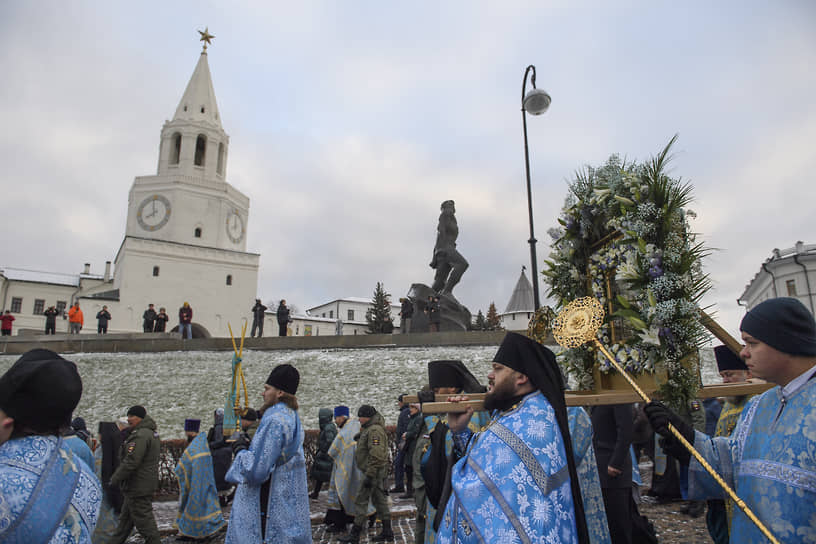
[699,309,743,355]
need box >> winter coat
[0,314,15,330]
[403,411,423,463]
[96,310,111,325]
[179,306,193,324]
[110,415,160,496]
[43,308,59,325]
[276,304,290,325]
[355,411,388,480]
[68,306,83,325]
[251,302,267,320]
[311,408,338,483]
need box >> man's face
[334,415,347,427]
[409,405,419,415]
[485,362,525,408]
[149,304,154,309]
[262,384,281,406]
[359,416,370,426]
[127,414,142,427]
[0,409,14,445]
[740,332,788,384]
[719,369,750,384]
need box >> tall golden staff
[225,322,249,436]
[552,297,779,544]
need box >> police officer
[339,404,392,543]
[107,405,161,544]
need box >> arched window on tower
[170,133,181,165]
[153,266,160,277]
[217,142,225,175]
[194,227,202,238]
[194,134,207,166]
[226,274,233,286]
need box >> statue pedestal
[406,283,471,332]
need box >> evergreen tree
[486,302,502,330]
[365,282,393,334]
[473,310,487,331]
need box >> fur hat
[127,405,146,419]
[357,405,376,418]
[266,364,300,395]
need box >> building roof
[0,267,80,287]
[739,241,816,301]
[307,297,399,312]
[503,267,534,314]
[172,51,222,129]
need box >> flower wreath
[542,137,710,409]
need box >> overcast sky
[2,2,814,340]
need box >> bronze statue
[430,200,469,295]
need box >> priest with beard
[435,332,590,544]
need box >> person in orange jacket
[68,302,83,334]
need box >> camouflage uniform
[353,411,390,525]
[107,415,161,544]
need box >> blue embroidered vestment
[0,435,101,544]
[567,407,611,544]
[688,379,816,543]
[436,391,580,544]
[225,402,311,544]
[174,432,226,538]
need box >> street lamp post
[521,64,551,311]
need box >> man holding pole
[645,297,816,543]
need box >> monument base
[406,283,471,332]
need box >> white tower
[112,33,260,337]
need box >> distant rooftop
[0,267,84,287]
[503,267,534,314]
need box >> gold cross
[198,27,215,51]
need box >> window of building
[153,266,160,277]
[194,227,202,238]
[226,275,233,286]
[170,133,181,164]
[354,329,357,335]
[329,310,333,318]
[56,301,67,314]
[786,279,797,296]
[322,313,326,318]
[183,105,188,112]
[200,106,205,113]
[194,134,207,166]
[348,309,354,321]
[10,297,22,313]
[33,299,45,315]
[217,142,225,175]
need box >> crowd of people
[0,296,814,543]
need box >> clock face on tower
[226,209,245,243]
[136,194,172,231]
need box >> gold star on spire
[198,27,215,51]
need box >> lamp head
[523,88,551,115]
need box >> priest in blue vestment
[646,297,816,544]
[436,332,590,544]
[0,349,101,544]
[224,363,311,544]
[568,407,612,544]
[174,418,226,539]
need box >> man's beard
[261,397,279,411]
[484,378,518,412]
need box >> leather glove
[231,433,250,455]
[644,401,694,465]
[362,475,373,489]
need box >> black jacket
[591,404,634,489]
[251,302,267,320]
[276,304,290,324]
[142,308,157,326]
[96,310,111,325]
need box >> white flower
[639,327,661,346]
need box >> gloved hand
[362,475,373,489]
[231,433,250,455]
[644,401,694,465]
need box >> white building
[0,40,259,337]
[738,241,816,315]
[287,297,402,336]
[499,267,535,331]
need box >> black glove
[644,401,694,465]
[231,433,250,455]
[362,475,373,489]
